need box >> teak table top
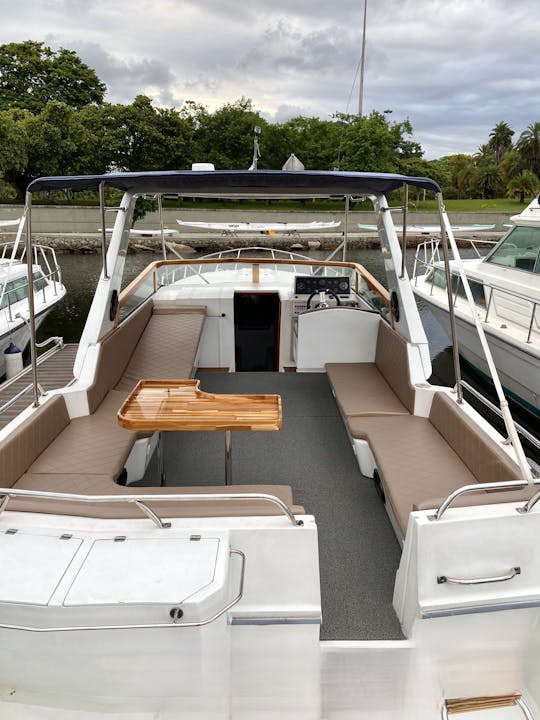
[117,379,282,432]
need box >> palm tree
[516,121,540,176]
[506,169,540,204]
[488,121,514,163]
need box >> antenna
[249,125,262,171]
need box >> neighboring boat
[0,218,66,378]
[412,197,540,417]
[0,170,539,718]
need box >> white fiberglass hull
[421,297,540,417]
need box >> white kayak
[358,223,495,235]
[177,220,341,232]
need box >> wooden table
[118,379,282,485]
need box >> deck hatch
[0,532,82,605]
[63,537,220,606]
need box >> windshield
[485,225,540,274]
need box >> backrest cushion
[0,395,70,489]
[114,307,206,393]
[87,299,153,412]
[429,392,521,484]
[375,320,415,413]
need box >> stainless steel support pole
[24,192,40,408]
[225,430,232,485]
[400,184,408,278]
[99,181,109,279]
[342,195,350,262]
[436,193,463,403]
[158,431,165,486]
[158,194,167,262]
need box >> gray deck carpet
[141,371,403,641]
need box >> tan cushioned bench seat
[326,363,409,417]
[326,319,415,418]
[347,414,478,535]
[347,393,522,535]
[29,391,138,481]
[9,478,304,519]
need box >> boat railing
[0,240,63,320]
[412,236,499,283]
[460,380,540,453]
[0,487,303,528]
[117,255,390,324]
[430,477,540,522]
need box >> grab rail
[0,549,245,633]
[117,255,390,324]
[460,381,540,451]
[429,479,540,521]
[0,488,304,528]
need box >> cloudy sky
[1,0,539,159]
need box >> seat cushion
[374,320,415,414]
[429,392,521,485]
[0,395,70,489]
[115,308,206,393]
[29,391,137,480]
[348,414,478,536]
[326,362,409,417]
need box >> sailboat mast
[358,0,368,116]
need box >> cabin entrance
[234,293,280,371]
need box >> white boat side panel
[0,533,82,605]
[296,308,379,371]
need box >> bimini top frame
[27,169,441,198]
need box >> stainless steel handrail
[460,381,540,451]
[0,383,34,415]
[437,566,520,585]
[0,488,304,527]
[429,479,540,521]
[0,549,245,633]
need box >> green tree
[192,98,268,169]
[0,101,108,200]
[488,121,514,163]
[449,154,476,198]
[0,41,106,113]
[506,169,540,203]
[335,111,417,173]
[263,116,342,170]
[106,95,196,172]
[516,121,540,176]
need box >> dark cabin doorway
[234,293,280,371]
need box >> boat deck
[139,370,403,641]
[0,344,78,430]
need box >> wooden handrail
[117,256,390,323]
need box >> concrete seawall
[0,204,511,253]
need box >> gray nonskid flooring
[141,371,403,641]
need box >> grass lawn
[410,197,530,212]
[1,194,533,214]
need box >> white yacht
[413,197,540,417]
[0,170,538,719]
[0,218,66,377]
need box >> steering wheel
[306,288,341,309]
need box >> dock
[0,344,78,430]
